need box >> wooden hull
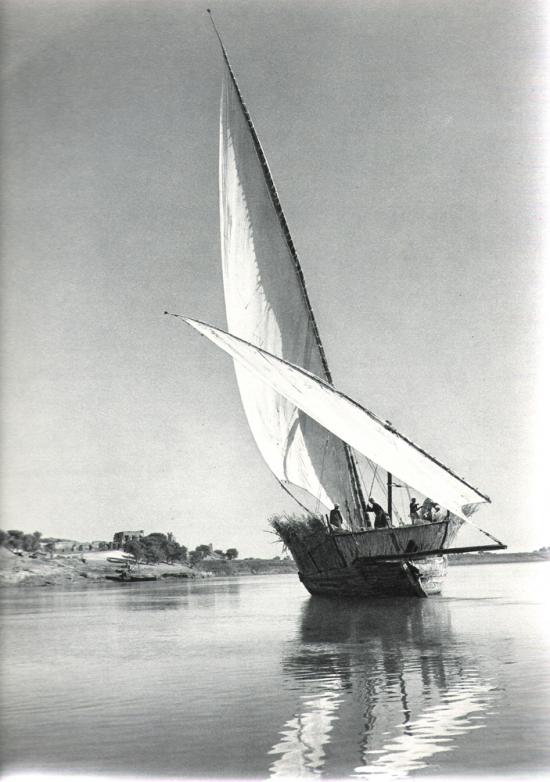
[299,555,447,598]
[286,517,463,599]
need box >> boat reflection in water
[269,597,498,778]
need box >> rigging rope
[368,464,378,499]
[315,437,330,515]
[404,483,412,525]
[461,516,507,547]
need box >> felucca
[167,13,505,597]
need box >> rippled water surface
[1,562,549,780]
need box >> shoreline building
[113,530,144,549]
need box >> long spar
[206,9,370,525]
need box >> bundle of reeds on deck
[269,513,328,549]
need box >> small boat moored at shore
[107,556,136,564]
[105,571,158,583]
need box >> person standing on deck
[367,497,389,528]
[329,504,343,530]
[409,498,420,521]
[432,504,447,522]
[420,497,436,521]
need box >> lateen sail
[219,47,360,517]
[183,318,490,520]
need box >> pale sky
[1,0,547,556]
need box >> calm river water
[1,562,549,781]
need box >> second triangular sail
[184,317,490,521]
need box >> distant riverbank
[0,547,297,588]
[195,557,297,577]
[449,551,550,566]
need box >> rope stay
[315,437,330,515]
[461,517,507,548]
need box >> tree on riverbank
[0,530,42,553]
[123,533,188,564]
[1,528,240,566]
[189,545,210,566]
[188,544,239,564]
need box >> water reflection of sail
[269,599,497,779]
[354,681,491,779]
[269,682,343,778]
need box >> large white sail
[184,318,490,520]
[218,52,361,518]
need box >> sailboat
[167,13,505,598]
